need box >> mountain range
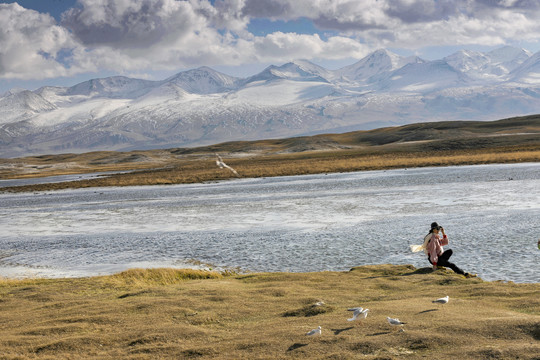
[1,46,540,158]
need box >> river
[1,162,539,282]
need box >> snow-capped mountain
[65,76,157,99]
[374,60,472,92]
[444,46,532,80]
[510,51,540,84]
[336,49,424,83]
[487,46,531,72]
[444,50,491,78]
[165,66,240,94]
[1,46,540,157]
[0,90,57,124]
[243,60,332,84]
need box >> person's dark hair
[430,222,441,233]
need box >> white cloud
[61,0,207,48]
[210,0,251,34]
[240,0,540,49]
[58,0,250,70]
[0,3,78,79]
[242,0,391,30]
[374,7,540,49]
[2,0,540,83]
[58,0,370,71]
[253,32,369,62]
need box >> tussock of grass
[103,268,228,287]
[349,264,417,276]
[0,277,46,288]
[283,302,335,317]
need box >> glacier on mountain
[1,46,540,157]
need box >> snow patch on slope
[1,46,539,157]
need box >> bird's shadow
[417,309,439,314]
[332,326,354,335]
[366,331,392,336]
[286,343,308,352]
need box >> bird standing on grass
[432,295,449,305]
[387,317,406,327]
[306,326,322,336]
[215,153,239,176]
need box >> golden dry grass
[2,146,540,192]
[2,114,540,192]
[0,266,538,359]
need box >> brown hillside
[1,114,539,192]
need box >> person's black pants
[429,249,465,275]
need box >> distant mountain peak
[444,45,532,79]
[2,46,540,157]
[196,65,216,71]
[510,50,540,84]
[488,45,532,58]
[290,59,317,66]
[244,60,331,84]
[65,76,157,99]
[368,49,409,66]
[336,49,425,82]
[0,89,57,125]
[4,87,27,96]
[166,67,240,94]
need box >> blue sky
[1,0,540,93]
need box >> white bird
[387,317,406,326]
[215,153,239,176]
[306,326,322,336]
[347,308,369,322]
[432,295,449,305]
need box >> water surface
[1,163,539,282]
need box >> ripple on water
[0,163,539,282]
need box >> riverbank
[2,146,540,193]
[0,265,538,359]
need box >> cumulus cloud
[211,0,252,33]
[57,0,371,71]
[0,3,77,79]
[381,3,540,48]
[2,0,540,83]
[253,32,369,61]
[474,0,540,10]
[384,0,459,24]
[241,0,391,30]
[242,0,292,19]
[57,0,253,71]
[61,0,205,48]
[239,0,540,48]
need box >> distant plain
[1,114,540,192]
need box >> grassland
[1,116,539,358]
[0,266,538,359]
[1,114,540,192]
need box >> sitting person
[426,222,475,278]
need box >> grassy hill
[1,114,540,192]
[0,265,538,359]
